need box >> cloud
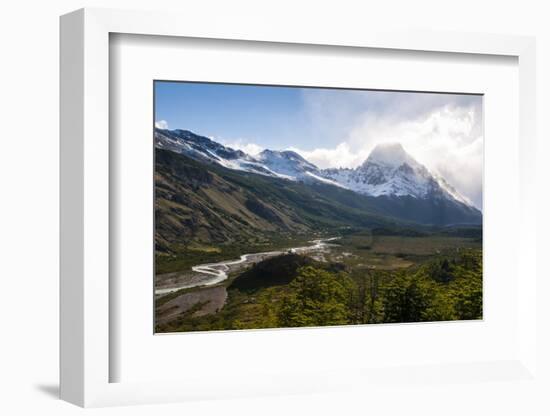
[155,120,169,129]
[292,91,484,209]
[220,138,264,156]
[288,142,369,169]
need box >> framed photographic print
[60,8,539,409]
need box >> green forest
[156,248,482,332]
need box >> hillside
[229,254,316,292]
[155,148,397,256]
[156,128,482,227]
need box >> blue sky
[155,81,483,209]
[155,81,312,150]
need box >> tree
[453,270,482,320]
[382,272,433,323]
[278,266,354,327]
[382,250,483,323]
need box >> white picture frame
[60,7,538,408]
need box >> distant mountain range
[154,128,481,250]
[155,128,330,183]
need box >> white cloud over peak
[155,120,169,129]
[287,142,369,170]
[289,94,483,209]
[220,138,264,156]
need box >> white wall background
[0,0,548,415]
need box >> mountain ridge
[155,148,402,255]
[155,128,481,226]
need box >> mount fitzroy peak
[155,128,482,228]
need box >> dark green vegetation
[155,226,482,332]
[156,248,482,332]
[229,254,315,292]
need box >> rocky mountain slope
[155,148,395,254]
[155,128,482,230]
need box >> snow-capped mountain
[257,149,316,179]
[155,128,343,186]
[321,142,474,207]
[155,128,476,211]
[256,149,345,186]
[155,128,278,177]
[155,129,317,180]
